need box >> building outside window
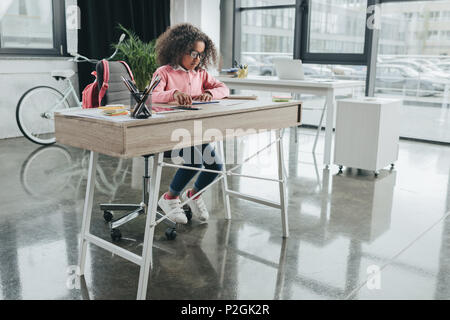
[308,0,366,54]
[0,0,66,55]
[239,4,295,75]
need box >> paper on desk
[217,99,249,106]
[167,100,247,107]
[57,108,164,122]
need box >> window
[308,1,366,54]
[232,0,450,143]
[0,0,66,55]
[377,0,450,143]
[427,30,439,40]
[236,1,296,76]
[300,0,369,65]
[429,11,440,20]
[235,0,374,66]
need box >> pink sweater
[150,65,230,104]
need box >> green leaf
[112,24,159,91]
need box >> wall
[0,0,78,140]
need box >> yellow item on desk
[102,109,129,116]
[272,96,292,102]
[99,105,127,110]
[237,65,248,79]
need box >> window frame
[233,0,448,66]
[233,0,380,96]
[0,0,67,56]
[298,0,372,65]
[234,0,376,66]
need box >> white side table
[334,97,402,177]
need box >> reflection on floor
[0,127,449,300]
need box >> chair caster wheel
[183,205,193,221]
[104,211,114,222]
[111,229,122,241]
[374,171,379,178]
[165,228,177,240]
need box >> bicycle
[16,34,126,146]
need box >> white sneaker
[181,190,209,222]
[158,194,188,224]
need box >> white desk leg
[218,141,232,220]
[274,239,288,299]
[137,152,163,300]
[276,130,289,238]
[78,151,98,276]
[217,220,231,298]
[324,90,335,168]
[313,100,327,154]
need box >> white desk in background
[217,76,365,167]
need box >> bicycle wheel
[21,145,73,198]
[16,86,71,145]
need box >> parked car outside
[376,64,446,96]
[303,64,333,78]
[388,59,450,80]
[411,58,450,75]
[331,66,356,76]
[258,55,333,78]
[436,62,450,73]
[259,55,293,76]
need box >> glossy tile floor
[0,128,449,300]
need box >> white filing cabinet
[334,97,401,176]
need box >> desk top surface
[217,75,365,89]
[55,98,302,128]
[55,98,302,158]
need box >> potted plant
[112,24,159,91]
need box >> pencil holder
[131,92,152,119]
[130,92,137,111]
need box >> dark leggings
[168,144,223,196]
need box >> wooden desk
[217,76,365,167]
[55,98,301,300]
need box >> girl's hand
[194,92,213,102]
[174,91,193,105]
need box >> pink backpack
[82,60,134,109]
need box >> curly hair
[155,23,218,70]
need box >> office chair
[101,154,180,241]
[95,61,179,241]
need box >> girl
[151,23,229,224]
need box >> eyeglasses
[189,50,205,60]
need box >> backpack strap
[119,61,134,81]
[98,59,110,106]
